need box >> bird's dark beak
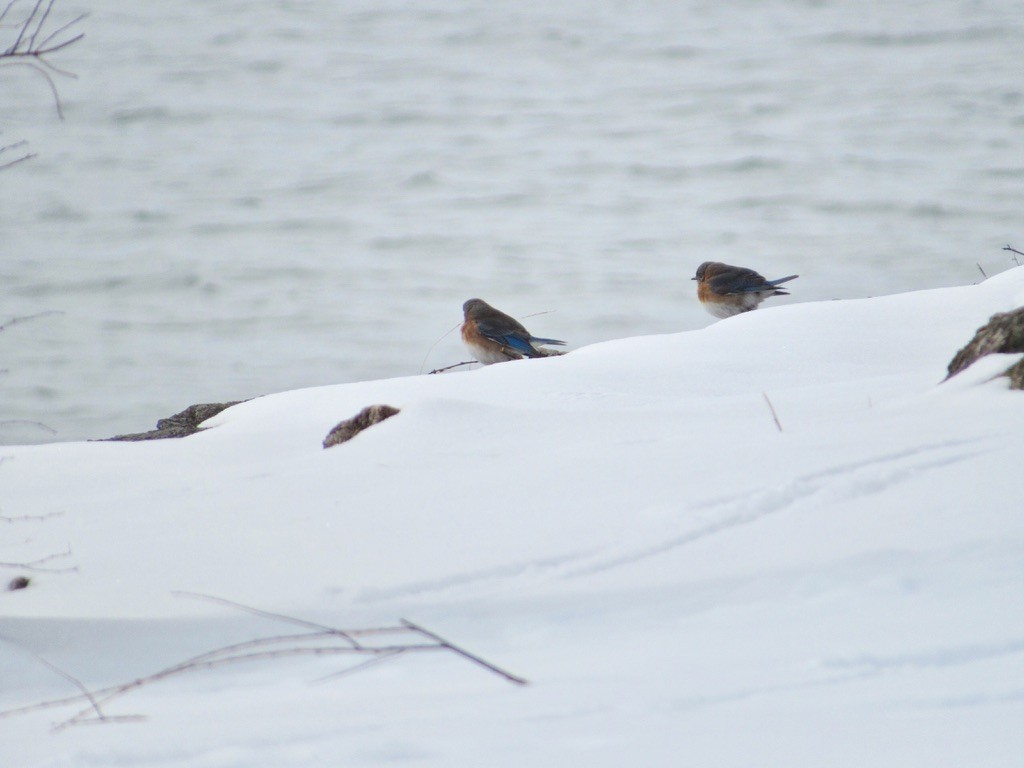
[690,277,698,281]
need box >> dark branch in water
[1,0,86,68]
[0,309,62,332]
[0,419,58,434]
[0,138,36,169]
[0,0,85,167]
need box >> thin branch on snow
[0,593,528,729]
[401,618,528,686]
[1004,244,1023,266]
[0,510,63,523]
[429,360,477,374]
[311,648,410,684]
[0,544,77,573]
[174,590,364,648]
[762,392,783,433]
[16,645,138,725]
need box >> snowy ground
[2,269,1023,767]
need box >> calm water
[2,0,1022,443]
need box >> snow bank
[2,269,1022,767]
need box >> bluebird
[461,298,566,365]
[692,261,798,318]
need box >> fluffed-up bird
[693,261,798,318]
[461,298,566,365]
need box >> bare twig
[0,545,76,573]
[1,59,64,117]
[312,648,410,684]
[0,149,36,169]
[0,510,63,523]
[172,590,361,647]
[429,360,477,374]
[1,0,22,25]
[35,12,86,53]
[419,320,462,373]
[976,263,987,279]
[15,644,124,725]
[762,392,783,433]
[55,642,441,730]
[1,0,84,62]
[401,618,529,686]
[0,596,528,728]
[1004,244,1023,266]
[0,309,62,332]
[0,419,58,435]
[0,138,28,154]
[25,0,50,52]
[0,137,35,169]
[0,0,85,141]
[2,0,39,54]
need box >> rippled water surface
[2,0,1022,443]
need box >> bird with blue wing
[461,298,566,365]
[693,261,798,318]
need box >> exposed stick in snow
[976,263,987,279]
[11,644,141,726]
[0,545,76,573]
[1004,244,1023,266]
[174,590,362,647]
[401,618,529,686]
[429,360,477,374]
[0,510,63,523]
[0,593,528,728]
[762,392,783,433]
[312,648,409,684]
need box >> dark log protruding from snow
[106,402,244,441]
[323,405,400,449]
[946,307,1024,389]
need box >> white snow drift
[2,269,1022,767]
